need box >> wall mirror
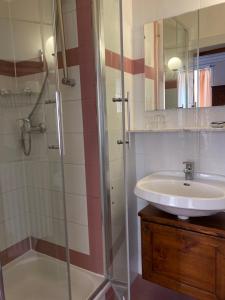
[144,2,225,111]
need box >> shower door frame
[92,0,131,298]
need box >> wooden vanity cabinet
[139,206,225,300]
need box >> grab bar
[56,0,75,87]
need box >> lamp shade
[168,57,183,71]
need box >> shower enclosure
[0,0,132,299]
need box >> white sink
[135,171,225,219]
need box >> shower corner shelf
[0,90,39,107]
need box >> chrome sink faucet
[183,161,194,180]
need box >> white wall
[25,0,90,255]
[132,0,225,28]
[0,0,52,62]
[0,74,29,251]
[0,0,90,257]
[24,66,90,255]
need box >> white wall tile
[103,0,121,53]
[109,159,124,182]
[0,134,23,163]
[63,10,78,50]
[62,0,76,13]
[0,162,25,193]
[68,222,90,254]
[1,189,26,221]
[199,132,225,175]
[0,222,6,251]
[62,100,83,133]
[59,66,81,101]
[64,164,86,195]
[30,213,67,247]
[64,133,85,164]
[4,213,29,248]
[66,193,88,226]
[108,129,123,161]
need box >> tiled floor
[131,275,195,300]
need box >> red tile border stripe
[57,48,79,69]
[0,238,30,266]
[145,65,156,80]
[0,60,15,77]
[0,48,79,78]
[0,60,44,77]
[106,287,117,300]
[16,61,44,77]
[31,237,67,262]
[105,49,145,75]
[0,48,148,77]
[31,237,102,273]
[76,0,104,274]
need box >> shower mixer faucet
[20,118,46,134]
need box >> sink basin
[135,171,225,219]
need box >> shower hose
[21,59,49,156]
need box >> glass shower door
[0,0,71,299]
[95,0,129,298]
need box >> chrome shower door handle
[0,262,5,300]
[126,91,131,148]
[55,91,65,156]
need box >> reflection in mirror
[144,21,159,111]
[199,3,225,107]
[163,12,198,110]
[144,2,225,111]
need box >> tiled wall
[0,74,30,263]
[27,0,104,272]
[23,65,90,255]
[61,65,89,255]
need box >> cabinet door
[141,221,220,300]
[216,247,225,299]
